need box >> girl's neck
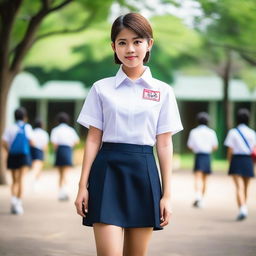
[122,65,146,81]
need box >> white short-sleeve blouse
[50,124,79,147]
[77,66,183,146]
[187,125,218,153]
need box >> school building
[7,72,88,135]
[172,75,256,157]
[6,72,256,156]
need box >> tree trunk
[223,49,233,132]
[0,71,15,184]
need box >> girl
[224,108,256,221]
[187,112,218,208]
[50,112,79,201]
[30,118,49,191]
[75,13,183,256]
[2,107,34,215]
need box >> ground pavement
[0,167,256,256]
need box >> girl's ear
[147,38,154,52]
[111,42,116,52]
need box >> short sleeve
[71,128,80,144]
[77,84,103,130]
[50,128,57,144]
[187,131,194,149]
[156,87,183,135]
[212,131,218,147]
[2,128,10,143]
[224,130,234,148]
[25,124,34,140]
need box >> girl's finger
[75,200,86,217]
[160,208,171,226]
[160,203,164,222]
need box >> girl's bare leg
[232,175,245,207]
[242,177,251,203]
[93,223,124,256]
[123,227,153,256]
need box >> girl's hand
[160,196,172,227]
[74,187,89,217]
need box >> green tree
[24,14,201,86]
[192,0,256,153]
[0,0,134,184]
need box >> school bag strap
[235,128,251,152]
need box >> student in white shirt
[50,112,79,201]
[187,112,218,208]
[2,107,34,215]
[224,108,256,221]
[30,118,49,190]
[74,13,183,256]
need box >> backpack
[9,123,30,155]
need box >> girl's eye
[134,40,143,45]
[118,41,126,45]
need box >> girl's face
[112,28,153,68]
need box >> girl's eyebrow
[117,36,142,41]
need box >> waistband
[232,154,251,157]
[58,145,72,149]
[101,142,153,154]
[196,153,210,156]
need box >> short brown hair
[111,13,153,64]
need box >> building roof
[173,75,256,101]
[10,72,256,102]
[11,72,88,100]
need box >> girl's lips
[125,56,137,60]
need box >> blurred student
[50,112,79,201]
[30,118,49,190]
[224,108,256,221]
[2,107,34,215]
[187,112,218,208]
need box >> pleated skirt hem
[83,219,163,231]
[229,154,254,178]
[193,153,212,174]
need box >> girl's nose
[126,43,135,53]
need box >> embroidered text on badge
[142,89,160,102]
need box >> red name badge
[142,89,160,102]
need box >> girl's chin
[122,61,143,69]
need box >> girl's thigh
[93,223,123,256]
[232,175,244,189]
[123,227,153,256]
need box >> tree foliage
[25,14,201,85]
[194,0,256,65]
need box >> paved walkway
[0,167,256,256]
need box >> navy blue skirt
[30,146,44,161]
[194,153,211,174]
[7,153,32,170]
[55,145,72,167]
[84,142,163,231]
[229,154,254,178]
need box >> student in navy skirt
[30,118,49,190]
[74,13,183,256]
[50,112,79,201]
[224,109,256,221]
[2,107,34,215]
[187,112,218,208]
